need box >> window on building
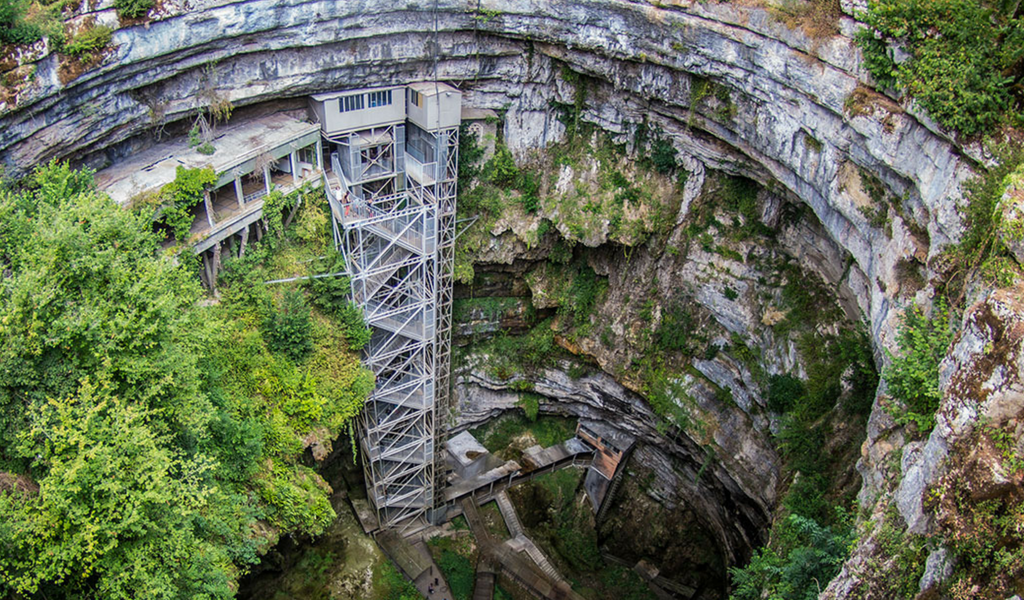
[368,89,392,108]
[299,145,315,166]
[340,94,365,112]
[409,89,422,108]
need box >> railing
[335,190,418,227]
[243,188,267,203]
[360,161,394,180]
[405,153,437,185]
[192,168,324,254]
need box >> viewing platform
[95,112,323,255]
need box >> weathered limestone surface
[823,284,1024,597]
[0,0,971,339]
[453,360,779,566]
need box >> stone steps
[495,491,524,538]
[510,534,564,583]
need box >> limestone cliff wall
[0,1,990,596]
[0,0,971,338]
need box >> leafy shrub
[262,189,290,241]
[946,144,1024,301]
[306,252,350,312]
[767,373,805,413]
[558,264,605,328]
[0,162,370,600]
[643,369,699,433]
[882,299,954,433]
[518,170,540,213]
[517,392,541,421]
[371,560,420,600]
[871,506,930,598]
[258,463,334,534]
[479,321,557,380]
[436,546,475,600]
[264,289,314,361]
[650,138,678,174]
[0,0,42,45]
[656,300,705,356]
[532,468,603,573]
[555,65,589,139]
[113,0,153,19]
[483,144,518,187]
[63,24,112,59]
[160,165,216,241]
[188,124,202,148]
[856,0,1024,136]
[730,514,853,600]
[280,371,328,429]
[720,175,767,239]
[295,195,328,248]
[782,470,830,523]
[338,302,371,350]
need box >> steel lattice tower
[318,84,459,530]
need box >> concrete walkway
[460,498,586,600]
[494,491,567,584]
[444,437,593,506]
[376,529,453,600]
[471,557,497,600]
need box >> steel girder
[333,123,459,531]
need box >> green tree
[484,144,519,187]
[264,288,314,361]
[730,514,852,600]
[339,302,372,351]
[0,162,370,600]
[883,299,955,432]
[307,251,352,315]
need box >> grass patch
[369,559,420,600]
[470,413,578,463]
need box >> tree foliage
[264,288,314,361]
[882,299,955,433]
[160,166,216,241]
[305,252,371,350]
[0,162,370,599]
[857,0,1024,136]
[730,514,853,600]
[483,144,519,187]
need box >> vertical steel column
[326,98,459,531]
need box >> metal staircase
[328,120,459,530]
